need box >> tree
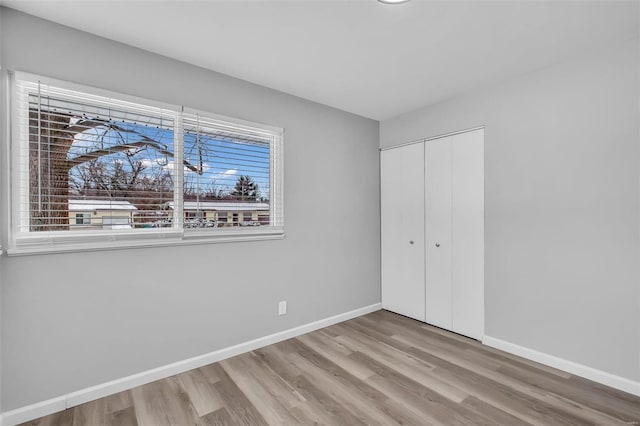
[29,111,99,231]
[202,181,231,200]
[69,155,174,210]
[29,108,200,231]
[231,175,259,201]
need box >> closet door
[425,137,453,330]
[452,129,484,340]
[381,143,425,321]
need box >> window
[74,213,91,226]
[9,72,284,254]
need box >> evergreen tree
[231,175,259,201]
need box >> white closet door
[452,129,484,340]
[381,143,425,321]
[425,137,453,330]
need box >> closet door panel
[452,129,485,340]
[425,137,453,330]
[381,143,426,321]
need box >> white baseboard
[0,397,67,426]
[1,303,382,426]
[482,335,640,397]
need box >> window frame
[7,71,284,255]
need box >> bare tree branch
[66,134,201,173]
[64,119,110,135]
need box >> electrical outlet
[278,301,287,316]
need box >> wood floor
[21,310,640,426]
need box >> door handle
[409,240,414,245]
[435,243,440,247]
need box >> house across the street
[163,201,270,227]
[69,199,138,230]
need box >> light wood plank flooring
[21,310,640,425]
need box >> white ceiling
[2,0,638,120]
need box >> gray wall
[381,37,640,382]
[0,8,380,411]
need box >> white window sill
[7,228,285,256]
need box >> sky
[66,118,271,201]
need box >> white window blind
[10,73,284,254]
[181,113,283,231]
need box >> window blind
[14,79,179,235]
[10,73,284,252]
[181,113,276,230]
